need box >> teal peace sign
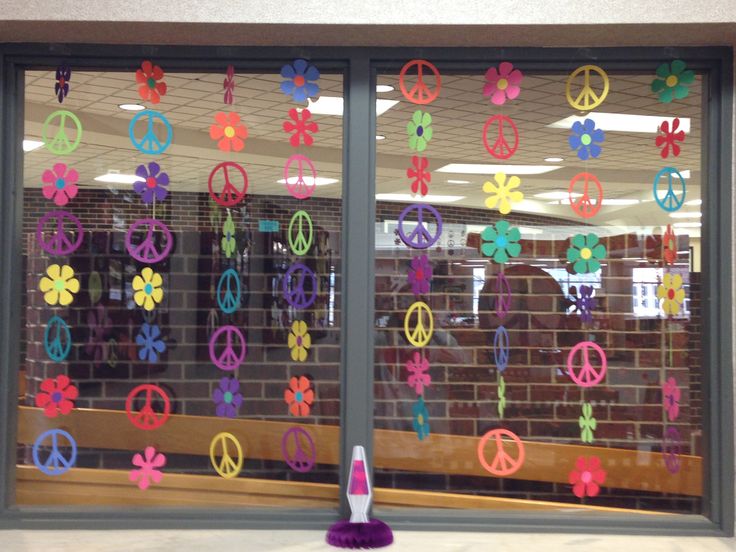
[217,268,242,314]
[44,315,72,362]
[129,110,173,154]
[42,110,83,155]
[288,210,313,256]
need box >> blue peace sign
[398,203,443,250]
[493,325,509,373]
[129,110,173,154]
[44,315,72,362]
[283,262,317,309]
[653,167,686,212]
[33,429,77,476]
[217,268,242,314]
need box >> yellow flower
[656,272,685,316]
[287,320,311,361]
[39,264,80,306]
[132,267,164,311]
[483,172,524,215]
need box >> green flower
[497,375,506,419]
[651,60,695,103]
[222,212,236,258]
[579,402,597,444]
[407,110,433,152]
[567,233,605,274]
[481,220,521,264]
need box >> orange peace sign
[477,428,525,476]
[404,301,434,347]
[209,432,244,479]
[568,172,603,219]
[565,65,609,111]
[399,60,441,105]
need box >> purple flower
[570,284,596,324]
[85,305,111,363]
[408,255,432,296]
[212,377,243,418]
[134,162,169,204]
[55,65,71,103]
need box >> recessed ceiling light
[376,135,386,141]
[306,96,399,117]
[94,172,143,184]
[547,113,691,134]
[376,193,464,203]
[544,157,564,162]
[669,211,702,218]
[277,176,339,187]
[534,191,581,199]
[118,103,145,112]
[685,199,702,206]
[376,85,394,93]
[446,179,470,184]
[23,139,44,152]
[436,164,562,175]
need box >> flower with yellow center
[483,172,524,215]
[287,320,311,361]
[132,267,164,311]
[39,264,80,306]
[656,272,685,316]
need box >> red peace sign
[125,384,171,430]
[482,115,519,160]
[125,219,173,264]
[399,59,442,105]
[283,155,317,200]
[567,341,607,387]
[208,162,248,207]
[36,210,84,256]
[569,173,603,219]
[477,428,525,476]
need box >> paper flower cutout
[85,305,111,363]
[283,108,319,147]
[651,60,695,103]
[42,163,79,207]
[570,284,596,324]
[212,377,243,418]
[483,62,523,105]
[657,272,685,316]
[39,264,80,306]
[569,456,606,498]
[134,162,169,204]
[129,446,166,490]
[483,172,524,215]
[663,224,677,265]
[406,351,431,395]
[407,110,433,152]
[497,375,506,418]
[210,112,248,152]
[55,65,71,103]
[280,59,320,102]
[35,374,78,418]
[481,221,522,264]
[288,320,311,362]
[579,402,597,444]
[569,119,605,161]
[136,60,167,104]
[567,233,606,274]
[222,212,236,258]
[408,254,432,296]
[132,267,163,311]
[656,118,685,158]
[407,156,431,196]
[136,323,166,362]
[224,65,235,105]
[663,376,681,421]
[412,396,430,441]
[284,375,315,417]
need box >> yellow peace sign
[404,301,434,347]
[565,65,609,111]
[209,432,244,479]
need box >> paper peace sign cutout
[653,167,686,212]
[482,115,519,160]
[398,203,443,250]
[209,432,244,479]
[566,65,610,111]
[283,262,318,309]
[209,325,247,371]
[42,110,83,155]
[404,301,434,347]
[662,427,682,474]
[281,426,317,473]
[125,219,173,264]
[208,162,249,207]
[217,268,242,314]
[288,210,314,256]
[283,155,317,200]
[125,384,171,430]
[44,315,72,362]
[36,210,84,256]
[128,110,173,154]
[477,428,525,477]
[399,59,442,105]
[33,429,77,476]
[495,273,512,319]
[567,341,607,387]
[493,325,509,373]
[569,173,603,219]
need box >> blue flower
[412,397,430,441]
[569,118,605,160]
[135,323,166,362]
[280,59,320,102]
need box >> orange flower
[210,112,248,152]
[284,375,314,417]
[135,60,167,104]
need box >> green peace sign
[42,110,83,155]
[288,210,314,256]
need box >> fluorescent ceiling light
[601,199,640,205]
[535,191,581,200]
[547,113,691,134]
[669,211,702,218]
[679,170,691,179]
[376,85,394,93]
[277,176,339,187]
[94,172,143,184]
[23,139,44,152]
[518,227,544,235]
[544,157,564,162]
[436,164,562,175]
[446,179,470,184]
[685,199,702,206]
[673,222,702,228]
[376,135,386,141]
[118,103,145,111]
[306,96,399,117]
[376,193,464,203]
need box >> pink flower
[406,351,431,395]
[483,62,523,106]
[569,456,606,498]
[42,163,79,206]
[663,377,681,421]
[129,446,166,490]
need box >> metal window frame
[0,43,732,536]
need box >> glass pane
[18,63,342,509]
[374,62,704,515]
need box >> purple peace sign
[125,219,173,264]
[662,427,682,474]
[495,272,512,319]
[283,262,317,309]
[209,325,246,371]
[281,426,316,473]
[398,203,443,250]
[36,210,84,256]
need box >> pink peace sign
[125,384,171,431]
[477,428,525,476]
[125,218,173,264]
[283,155,317,200]
[208,162,249,207]
[482,115,519,160]
[281,426,317,473]
[209,325,246,371]
[399,59,442,105]
[569,173,603,219]
[567,341,607,387]
[36,210,84,256]
[662,427,682,474]
[495,272,512,319]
